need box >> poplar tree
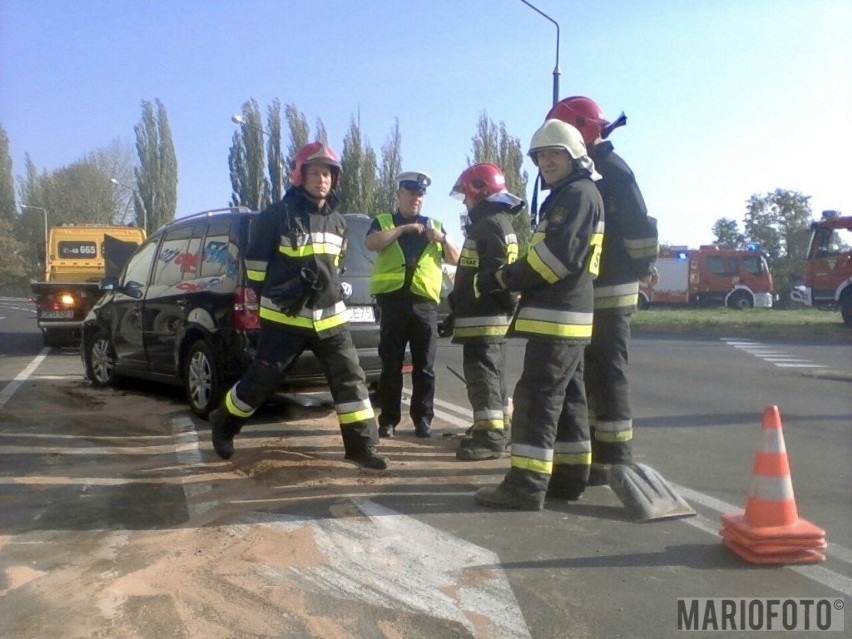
[375,120,402,216]
[228,98,270,210]
[266,99,285,202]
[469,112,532,250]
[0,125,16,224]
[134,98,178,232]
[284,103,309,190]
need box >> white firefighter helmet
[528,119,588,165]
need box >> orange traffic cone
[720,406,826,565]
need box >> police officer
[546,97,658,477]
[449,164,523,460]
[366,172,460,438]
[474,120,604,510]
[208,142,389,470]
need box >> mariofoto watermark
[677,598,845,632]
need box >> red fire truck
[639,245,774,310]
[790,211,852,326]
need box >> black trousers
[504,339,591,496]
[376,295,437,430]
[222,321,378,455]
[462,341,508,432]
[585,311,633,463]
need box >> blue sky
[1,0,849,246]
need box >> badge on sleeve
[549,207,569,225]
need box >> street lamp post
[520,0,561,106]
[110,178,148,233]
[231,114,271,138]
[21,204,49,274]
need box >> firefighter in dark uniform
[547,97,659,477]
[208,142,389,470]
[474,120,605,510]
[366,172,460,438]
[448,164,523,460]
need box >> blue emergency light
[676,251,688,260]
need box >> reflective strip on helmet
[279,232,344,258]
[225,384,255,418]
[624,236,659,260]
[514,307,593,338]
[511,443,553,475]
[527,242,571,283]
[336,398,375,425]
[594,282,639,309]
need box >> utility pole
[520,0,561,106]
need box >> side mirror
[123,281,145,300]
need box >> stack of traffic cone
[720,405,827,565]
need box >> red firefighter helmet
[290,142,341,188]
[546,96,609,145]
[449,163,508,205]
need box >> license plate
[348,306,376,323]
[41,310,74,319]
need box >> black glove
[475,270,501,297]
[447,290,456,312]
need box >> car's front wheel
[85,332,118,387]
[184,339,226,418]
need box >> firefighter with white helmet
[547,97,659,479]
[208,142,389,470]
[474,120,605,510]
[449,163,524,460]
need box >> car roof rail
[166,206,256,226]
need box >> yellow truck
[31,225,146,347]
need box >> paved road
[2,297,850,638]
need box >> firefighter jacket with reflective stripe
[243,187,350,338]
[370,213,444,303]
[501,172,605,342]
[452,200,521,343]
[589,142,659,314]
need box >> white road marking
[248,502,531,638]
[672,482,852,597]
[721,337,827,369]
[0,348,50,410]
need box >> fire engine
[639,245,774,310]
[790,211,852,326]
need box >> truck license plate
[41,310,74,319]
[348,306,375,323]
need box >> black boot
[456,430,509,461]
[378,423,396,438]
[474,481,544,511]
[345,447,390,470]
[209,407,242,460]
[414,422,432,438]
[545,482,585,501]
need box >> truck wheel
[85,332,117,387]
[840,291,852,327]
[184,339,225,418]
[727,291,753,310]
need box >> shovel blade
[608,462,697,522]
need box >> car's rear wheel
[184,339,226,418]
[85,332,117,387]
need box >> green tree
[712,217,746,249]
[338,114,378,214]
[284,103,310,190]
[743,189,812,304]
[228,98,270,210]
[375,119,402,216]
[469,113,532,250]
[0,217,29,292]
[266,99,285,202]
[134,99,178,232]
[0,125,16,224]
